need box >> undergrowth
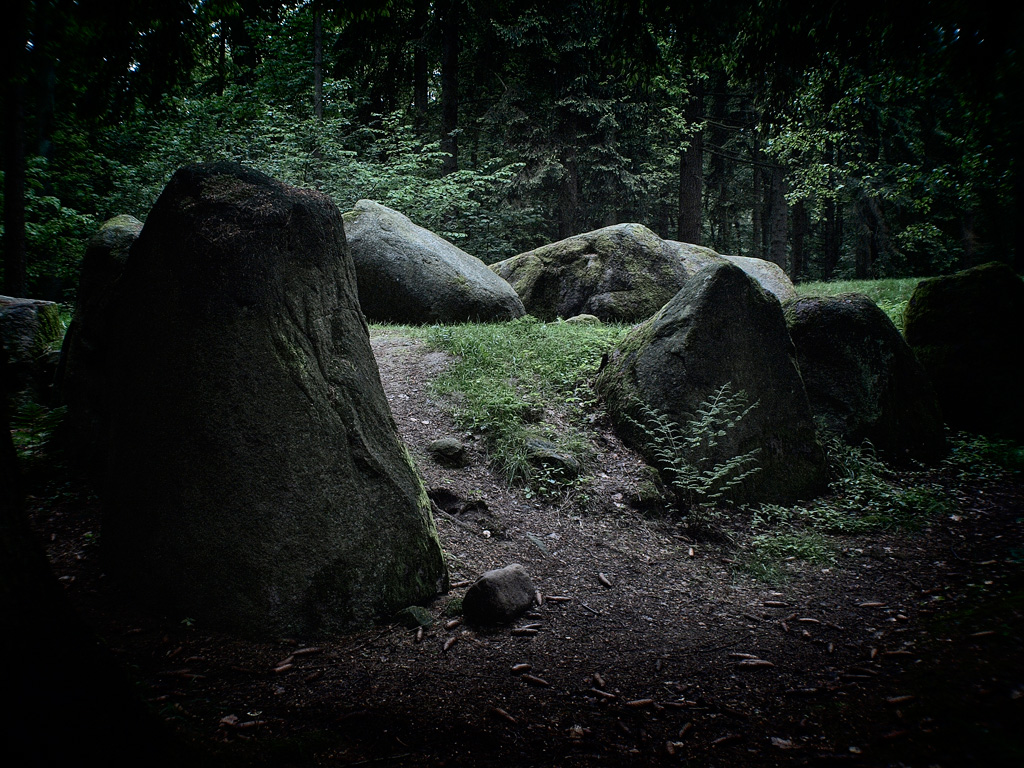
[737,429,1021,582]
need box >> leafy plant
[625,383,762,531]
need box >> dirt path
[34,329,1024,766]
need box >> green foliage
[740,431,956,582]
[752,433,950,535]
[942,432,1024,481]
[417,316,628,494]
[10,1,1019,304]
[625,383,762,531]
[9,401,66,467]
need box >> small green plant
[625,383,762,532]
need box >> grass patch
[416,316,629,493]
[796,276,922,332]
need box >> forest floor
[27,328,1024,767]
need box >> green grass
[381,316,629,493]
[796,276,923,332]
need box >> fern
[626,383,762,517]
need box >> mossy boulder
[595,262,826,506]
[343,200,525,323]
[0,296,63,399]
[663,241,797,303]
[100,162,447,638]
[785,293,946,464]
[903,261,1024,439]
[490,224,692,322]
[57,215,143,477]
[720,254,797,303]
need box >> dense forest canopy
[2,0,1021,302]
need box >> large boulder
[490,224,692,322]
[0,296,63,399]
[99,162,447,637]
[342,200,525,323]
[785,293,946,464]
[720,254,797,303]
[57,215,143,477]
[904,262,1024,439]
[596,262,826,506]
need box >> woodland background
[2,0,1021,302]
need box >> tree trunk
[704,70,733,252]
[559,143,581,239]
[751,139,764,260]
[822,196,843,280]
[790,199,809,282]
[2,0,28,297]
[855,195,881,279]
[413,0,428,125]
[440,0,460,175]
[677,87,704,245]
[313,2,323,120]
[767,165,788,270]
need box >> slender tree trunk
[313,3,323,120]
[767,165,788,269]
[704,70,732,251]
[822,196,843,280]
[677,86,704,245]
[751,138,764,260]
[558,147,581,239]
[855,195,880,279]
[217,21,226,96]
[790,199,809,282]
[440,0,460,175]
[413,0,428,126]
[2,0,28,297]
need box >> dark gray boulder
[720,254,797,303]
[57,215,143,477]
[100,162,447,638]
[342,200,525,323]
[665,241,797,303]
[903,262,1024,439]
[785,293,946,464]
[462,564,537,626]
[490,224,691,322]
[595,262,826,507]
[0,296,63,399]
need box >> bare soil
[28,328,1024,767]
